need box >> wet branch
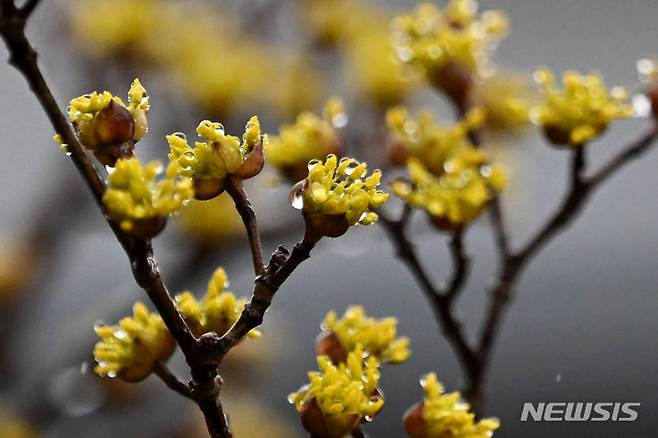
[225,175,266,276]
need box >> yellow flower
[391,1,508,82]
[0,413,36,438]
[319,306,410,364]
[404,373,500,438]
[289,345,383,438]
[175,267,261,338]
[532,68,632,146]
[168,117,264,200]
[386,106,484,174]
[472,71,535,133]
[67,79,149,165]
[266,99,344,182]
[292,155,389,237]
[392,152,506,229]
[102,157,193,238]
[93,302,175,382]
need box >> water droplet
[289,181,306,210]
[480,165,492,177]
[113,329,128,340]
[632,93,651,118]
[105,165,116,174]
[344,161,359,176]
[307,159,321,170]
[555,373,562,383]
[173,132,187,140]
[331,113,348,129]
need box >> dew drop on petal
[632,93,651,118]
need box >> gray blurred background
[1,0,658,437]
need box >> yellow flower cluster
[175,267,260,338]
[392,151,506,228]
[405,373,500,438]
[289,345,383,437]
[168,117,264,200]
[391,1,508,78]
[93,302,175,382]
[294,155,389,237]
[532,68,632,146]
[386,106,485,174]
[70,0,325,118]
[102,158,193,238]
[266,99,344,182]
[322,306,410,364]
[67,79,149,165]
[472,72,534,133]
[0,413,36,438]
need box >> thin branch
[378,210,441,297]
[351,426,366,438]
[378,209,479,379]
[445,230,469,301]
[225,175,266,276]
[487,198,510,258]
[216,230,320,360]
[153,362,193,400]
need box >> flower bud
[95,100,136,145]
[129,216,167,240]
[403,402,426,438]
[646,82,658,119]
[235,136,265,179]
[193,177,225,201]
[300,398,361,438]
[315,331,348,364]
[430,62,473,108]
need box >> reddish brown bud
[428,213,463,233]
[403,402,427,438]
[193,177,225,201]
[387,141,409,166]
[236,137,265,179]
[129,216,167,240]
[93,140,135,166]
[305,212,350,238]
[431,62,473,108]
[315,331,348,364]
[95,100,136,146]
[300,398,361,438]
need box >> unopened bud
[193,177,225,201]
[403,402,426,438]
[431,62,473,107]
[95,100,136,145]
[300,397,361,438]
[315,331,348,364]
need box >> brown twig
[154,362,194,400]
[351,426,367,438]
[225,175,266,276]
[445,230,469,301]
[216,230,320,360]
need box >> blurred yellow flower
[391,1,508,85]
[386,106,484,174]
[0,415,36,438]
[289,345,383,438]
[320,306,410,364]
[168,117,264,200]
[102,157,193,238]
[473,72,535,133]
[70,0,324,118]
[266,99,343,182]
[293,155,389,237]
[532,68,632,146]
[175,267,260,339]
[93,302,175,382]
[175,195,243,244]
[404,373,500,438]
[392,152,506,229]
